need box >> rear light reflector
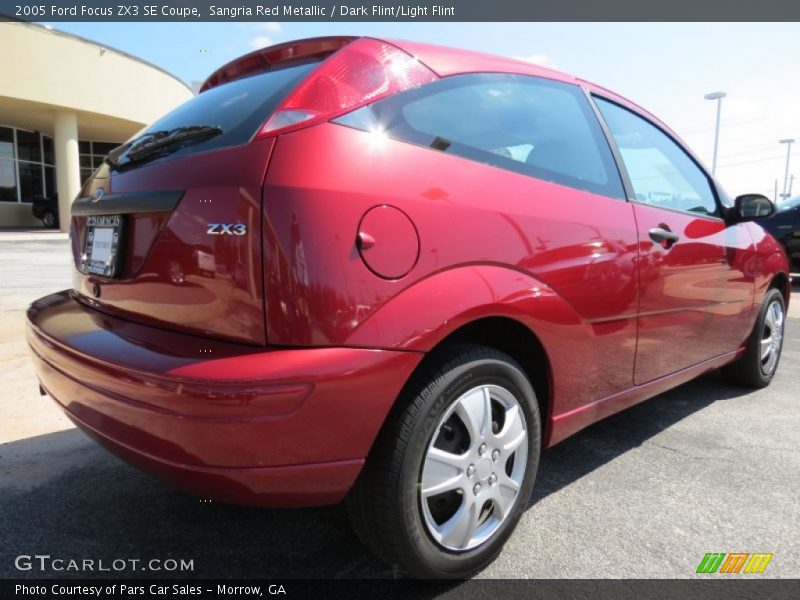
[261,109,321,134]
[257,38,438,138]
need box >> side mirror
[729,194,775,223]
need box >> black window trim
[588,92,725,223]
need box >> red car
[27,37,789,578]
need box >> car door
[763,199,797,264]
[593,96,755,384]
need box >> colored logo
[696,552,773,574]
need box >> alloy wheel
[420,384,528,551]
[760,299,785,376]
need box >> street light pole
[780,138,795,199]
[704,91,726,176]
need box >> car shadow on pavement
[530,370,747,506]
[0,371,750,580]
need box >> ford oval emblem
[91,188,105,203]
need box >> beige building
[0,22,193,231]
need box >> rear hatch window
[110,62,318,170]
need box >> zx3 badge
[207,223,247,235]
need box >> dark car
[31,194,59,228]
[26,36,790,578]
[762,195,800,271]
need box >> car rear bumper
[26,291,422,506]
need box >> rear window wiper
[105,130,167,167]
[126,125,223,160]
[109,125,223,169]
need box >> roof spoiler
[199,36,358,93]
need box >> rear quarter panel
[263,122,639,417]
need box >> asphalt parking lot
[1,232,798,579]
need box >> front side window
[336,73,625,199]
[594,97,719,217]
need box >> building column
[53,111,80,233]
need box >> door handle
[649,226,680,247]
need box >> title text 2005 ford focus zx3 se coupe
[27,37,789,578]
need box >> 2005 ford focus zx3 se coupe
[27,36,789,578]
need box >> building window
[0,124,120,203]
[79,140,119,183]
[0,127,17,202]
[0,125,55,204]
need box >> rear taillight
[256,38,437,138]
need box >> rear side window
[594,97,719,217]
[130,62,318,159]
[336,73,625,199]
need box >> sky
[41,21,800,198]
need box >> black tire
[722,287,786,388]
[42,211,58,229]
[346,344,541,578]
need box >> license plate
[81,215,123,277]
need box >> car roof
[385,38,578,84]
[386,38,682,145]
[201,36,688,162]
